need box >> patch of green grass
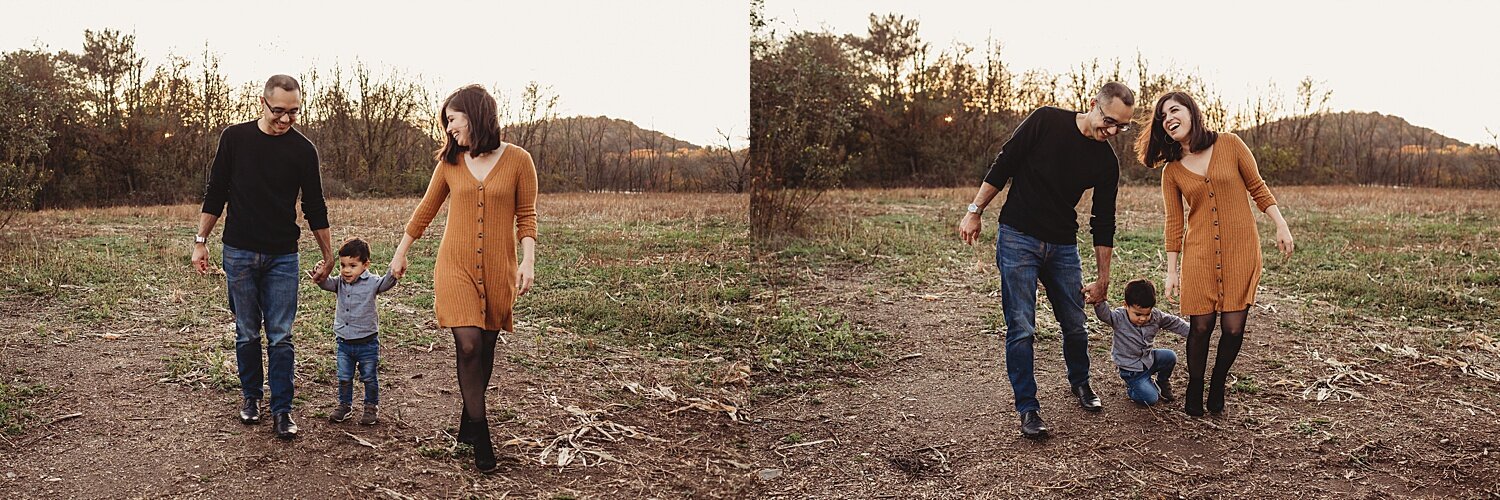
[1264,211,1499,323]
[515,219,757,360]
[0,380,47,435]
[781,432,804,445]
[771,202,974,287]
[163,349,239,391]
[751,381,828,400]
[1294,416,1334,436]
[758,304,883,376]
[1232,375,1261,395]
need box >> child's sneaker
[330,404,354,423]
[360,404,378,425]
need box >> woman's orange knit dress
[405,144,538,332]
[1162,133,1277,316]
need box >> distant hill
[503,116,701,153]
[1222,111,1495,187]
[1234,111,1468,150]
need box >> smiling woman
[1140,90,1295,417]
[388,84,539,474]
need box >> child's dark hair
[338,237,371,263]
[1123,278,1156,308]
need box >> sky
[0,0,750,148]
[761,0,1500,146]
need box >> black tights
[1184,309,1247,414]
[453,327,500,420]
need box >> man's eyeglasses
[262,97,301,118]
[1097,105,1130,133]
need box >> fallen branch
[372,485,416,500]
[47,413,83,425]
[775,438,834,451]
[623,382,745,422]
[502,404,663,469]
[344,431,378,449]
[895,353,924,363]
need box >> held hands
[958,213,982,245]
[516,259,535,296]
[1081,279,1108,304]
[306,260,326,282]
[388,253,408,280]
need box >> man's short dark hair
[1097,81,1135,107]
[264,74,300,97]
[1124,278,1156,308]
[338,237,370,263]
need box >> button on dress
[404,144,539,332]
[1162,133,1278,316]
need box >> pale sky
[763,0,1500,146]
[0,0,750,148]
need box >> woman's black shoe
[470,417,498,472]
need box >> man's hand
[191,244,211,275]
[958,212,982,245]
[1082,279,1109,304]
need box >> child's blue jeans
[336,339,379,406]
[1118,349,1177,405]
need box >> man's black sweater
[201,120,329,255]
[983,106,1119,248]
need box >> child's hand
[306,260,325,282]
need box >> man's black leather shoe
[1072,383,1103,412]
[239,398,261,425]
[1020,410,1049,439]
[273,412,299,440]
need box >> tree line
[0,29,747,224]
[750,7,1500,236]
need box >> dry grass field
[3,186,1498,498]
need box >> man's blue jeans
[223,244,299,415]
[1119,349,1177,406]
[996,224,1091,414]
[336,339,380,406]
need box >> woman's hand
[1275,223,1295,258]
[1164,271,1180,302]
[516,259,535,296]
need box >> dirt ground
[0,297,760,498]
[745,268,1500,498]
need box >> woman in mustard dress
[390,85,538,471]
[1136,91,1293,417]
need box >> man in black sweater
[191,74,333,440]
[958,82,1135,439]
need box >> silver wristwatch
[194,235,208,244]
[966,203,983,215]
